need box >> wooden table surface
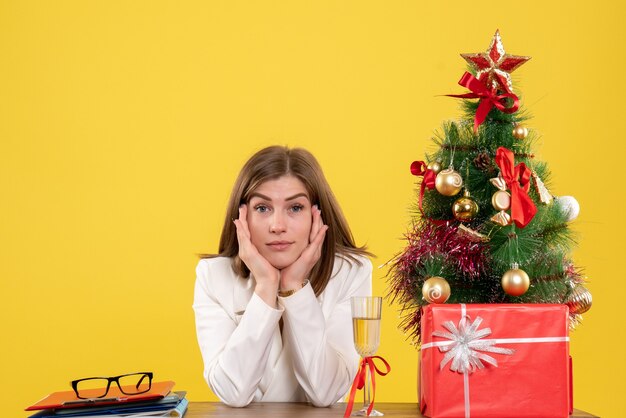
[185,402,599,417]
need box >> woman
[193,146,372,407]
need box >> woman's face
[246,175,313,269]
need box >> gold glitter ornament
[501,264,530,296]
[566,285,592,315]
[512,125,529,140]
[435,168,463,196]
[427,161,443,174]
[453,191,479,221]
[422,276,451,304]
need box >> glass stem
[363,365,371,408]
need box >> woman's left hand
[280,205,328,291]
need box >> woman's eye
[254,205,269,213]
[290,204,304,213]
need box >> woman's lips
[267,241,293,251]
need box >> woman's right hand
[233,204,281,308]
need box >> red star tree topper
[461,29,530,93]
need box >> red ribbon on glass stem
[446,72,520,132]
[344,356,391,418]
[495,147,537,228]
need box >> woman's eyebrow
[248,192,309,201]
[249,192,271,201]
[285,193,309,201]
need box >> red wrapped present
[419,304,572,418]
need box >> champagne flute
[351,296,383,416]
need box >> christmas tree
[388,30,592,344]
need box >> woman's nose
[269,212,287,233]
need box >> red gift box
[419,304,572,418]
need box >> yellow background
[1,1,623,417]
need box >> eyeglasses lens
[118,373,152,394]
[75,378,110,398]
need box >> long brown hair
[202,145,371,296]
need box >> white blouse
[193,255,372,407]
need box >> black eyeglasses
[71,372,153,399]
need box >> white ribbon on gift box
[421,304,570,418]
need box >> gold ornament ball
[422,276,451,304]
[427,161,443,174]
[453,192,479,221]
[566,285,592,314]
[501,267,530,296]
[512,125,529,140]
[491,190,511,211]
[435,168,463,196]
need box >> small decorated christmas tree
[388,30,592,345]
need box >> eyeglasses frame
[70,372,153,399]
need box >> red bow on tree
[410,161,450,226]
[447,72,520,133]
[495,147,537,228]
[410,160,436,214]
[410,161,436,186]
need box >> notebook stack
[26,381,188,418]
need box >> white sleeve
[192,260,283,407]
[278,257,372,407]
